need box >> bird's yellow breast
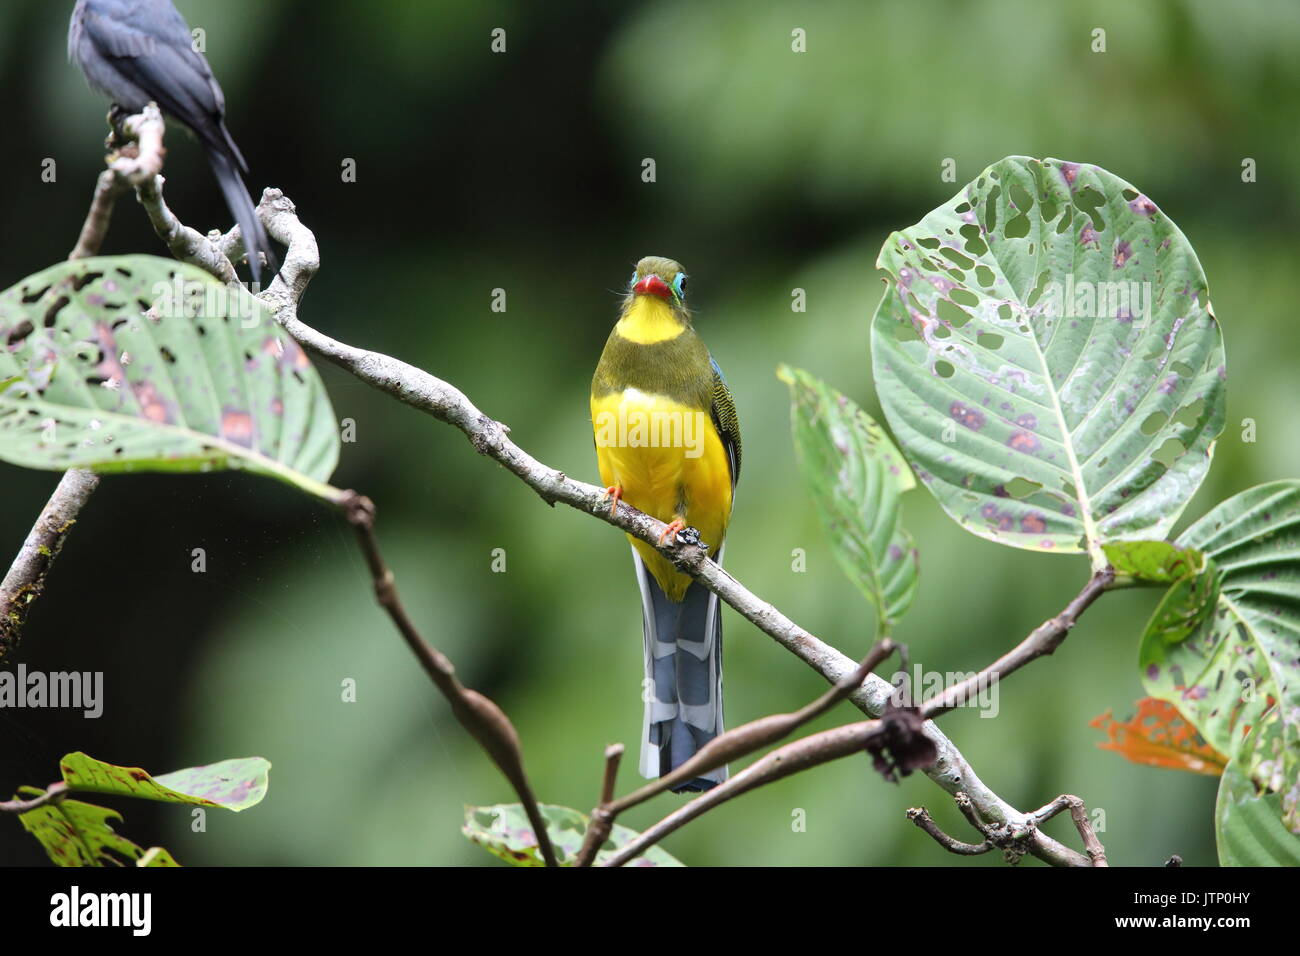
[591,386,733,602]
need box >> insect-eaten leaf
[13,752,269,866]
[778,365,918,629]
[462,803,683,867]
[58,752,271,811]
[1139,481,1300,836]
[0,255,342,502]
[1091,697,1227,776]
[16,787,181,867]
[871,157,1225,565]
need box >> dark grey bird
[68,0,277,285]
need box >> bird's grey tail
[205,144,277,288]
[634,549,725,792]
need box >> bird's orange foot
[659,518,687,544]
[604,485,623,516]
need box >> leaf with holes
[0,255,340,501]
[1091,697,1227,776]
[16,788,181,867]
[1140,481,1300,834]
[871,157,1225,566]
[779,365,918,628]
[462,803,683,867]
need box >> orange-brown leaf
[1091,697,1228,776]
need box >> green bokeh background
[1,0,1297,866]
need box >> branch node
[340,491,377,530]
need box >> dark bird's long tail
[205,136,277,287]
[634,551,725,792]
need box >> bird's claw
[676,525,705,549]
[659,520,706,550]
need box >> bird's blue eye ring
[672,273,687,298]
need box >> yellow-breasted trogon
[591,256,741,792]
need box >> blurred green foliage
[2,0,1297,866]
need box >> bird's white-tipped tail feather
[633,547,726,792]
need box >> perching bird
[68,0,277,285]
[591,257,741,792]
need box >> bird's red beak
[632,274,672,301]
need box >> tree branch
[1032,794,1109,867]
[0,470,101,658]
[600,718,891,867]
[597,744,624,807]
[338,491,559,867]
[909,789,1105,867]
[921,566,1115,720]
[67,170,126,262]
[574,640,899,866]
[0,782,67,814]
[135,175,239,283]
[905,806,993,856]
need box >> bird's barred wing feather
[709,356,741,487]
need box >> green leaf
[136,846,181,867]
[59,752,271,811]
[1141,481,1300,833]
[871,157,1225,567]
[1215,760,1300,866]
[1103,540,1206,584]
[778,365,918,627]
[0,256,341,501]
[16,787,181,867]
[462,803,684,867]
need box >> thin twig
[598,744,624,807]
[68,169,125,261]
[574,640,899,866]
[921,566,1115,720]
[0,782,67,814]
[905,807,993,856]
[1032,794,1109,867]
[911,791,1100,867]
[135,175,239,283]
[338,491,559,868]
[600,718,889,867]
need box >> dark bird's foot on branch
[660,522,707,550]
